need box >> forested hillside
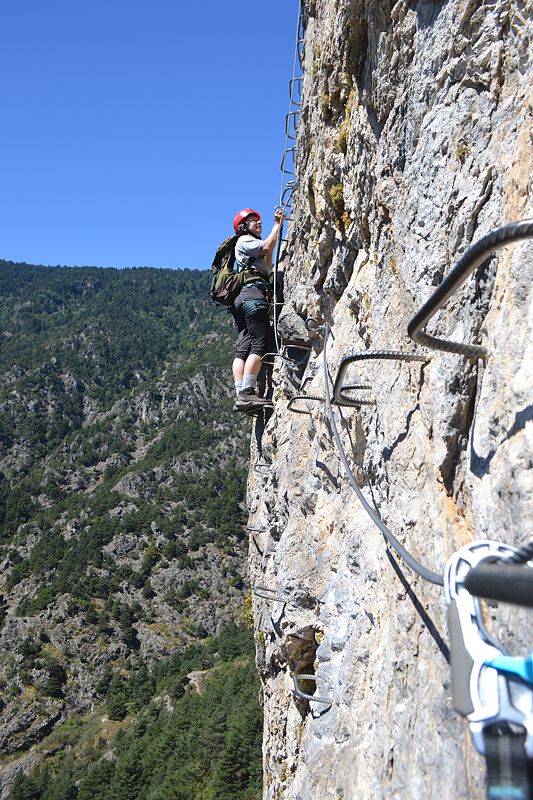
[0,261,260,799]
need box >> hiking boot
[234,389,272,412]
[233,401,271,416]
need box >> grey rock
[250,1,533,798]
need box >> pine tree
[9,771,41,800]
[107,742,145,800]
[43,661,67,698]
[76,760,115,800]
[107,674,128,720]
[41,768,77,800]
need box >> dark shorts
[233,292,274,360]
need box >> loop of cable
[322,325,444,586]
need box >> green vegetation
[335,88,356,155]
[0,262,261,796]
[0,261,247,620]
[0,262,236,471]
[328,182,351,233]
[10,625,262,800]
[7,456,246,617]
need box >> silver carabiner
[444,540,533,757]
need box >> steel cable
[322,325,444,586]
[507,542,533,565]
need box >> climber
[231,207,284,411]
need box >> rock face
[249,1,533,798]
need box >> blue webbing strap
[484,727,533,800]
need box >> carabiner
[445,540,533,757]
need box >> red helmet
[233,208,261,234]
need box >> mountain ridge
[0,261,261,798]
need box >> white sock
[235,380,242,397]
[241,373,257,393]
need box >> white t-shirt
[235,235,270,279]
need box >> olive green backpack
[209,236,263,307]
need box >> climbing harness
[408,220,533,357]
[445,540,533,799]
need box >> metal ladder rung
[292,673,332,705]
[408,220,533,357]
[333,351,429,407]
[252,585,288,603]
[287,394,325,415]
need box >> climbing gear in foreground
[464,545,533,609]
[233,208,261,234]
[445,540,533,800]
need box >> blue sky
[0,1,299,269]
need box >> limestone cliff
[248,1,533,798]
